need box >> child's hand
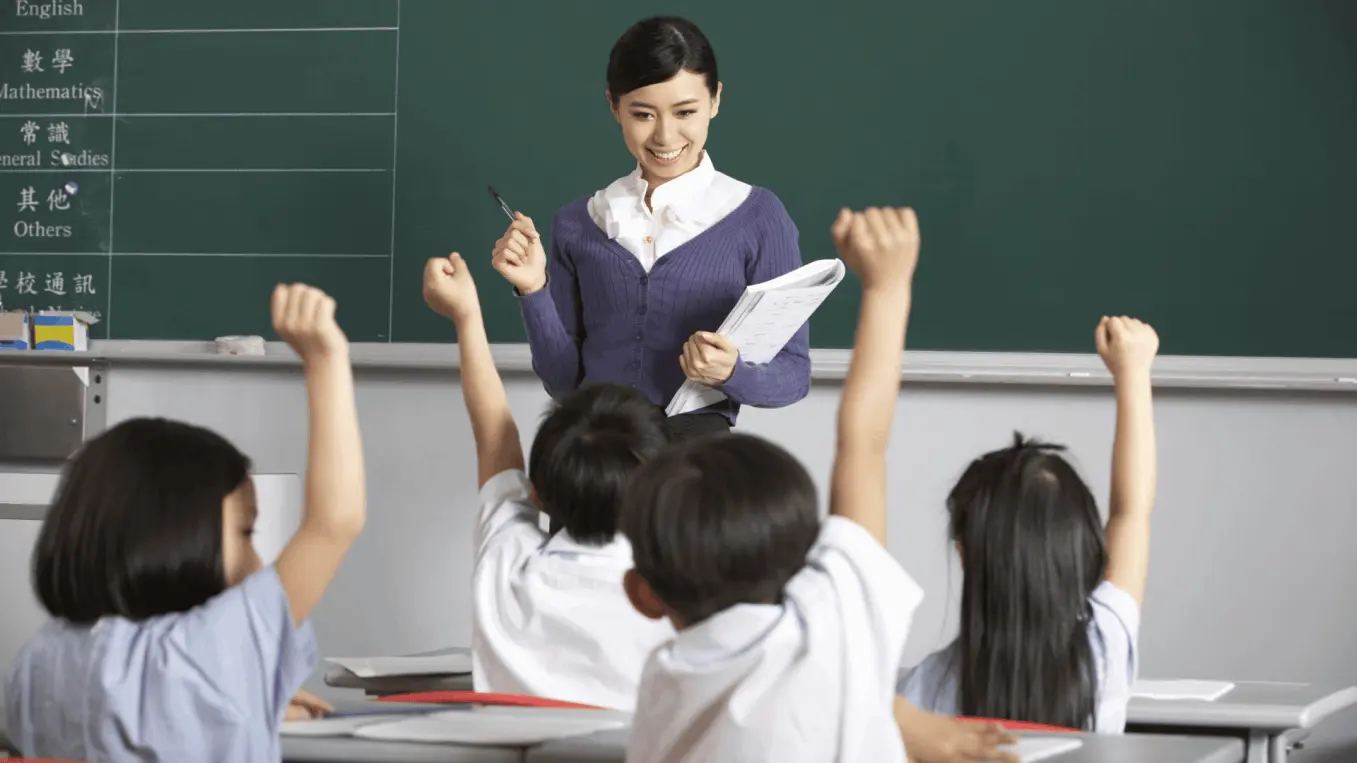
[423,252,481,324]
[272,283,349,364]
[492,212,548,295]
[831,206,920,292]
[1095,315,1159,379]
[284,689,333,721]
[902,714,1019,763]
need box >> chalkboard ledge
[0,341,1355,392]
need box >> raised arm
[271,284,366,627]
[1095,316,1159,606]
[425,254,524,487]
[718,201,811,407]
[494,213,584,397]
[828,208,920,544]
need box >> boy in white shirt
[423,253,674,711]
[617,208,1020,763]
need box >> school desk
[324,647,475,696]
[283,735,521,763]
[1126,681,1357,763]
[523,728,1246,763]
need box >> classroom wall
[1,362,1355,759]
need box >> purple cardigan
[517,187,812,423]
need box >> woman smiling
[492,16,811,440]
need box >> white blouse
[587,152,753,272]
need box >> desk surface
[1127,681,1357,730]
[283,735,522,763]
[526,729,1245,763]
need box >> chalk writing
[0,83,106,106]
[47,121,69,144]
[16,272,36,295]
[52,49,74,74]
[74,273,93,294]
[0,271,8,289]
[13,220,72,237]
[46,189,69,211]
[14,1,86,19]
[44,271,64,295]
[21,50,43,74]
[17,187,37,213]
[20,121,39,145]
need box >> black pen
[488,186,515,221]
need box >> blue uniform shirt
[5,566,317,762]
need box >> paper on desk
[1005,737,1083,762]
[666,259,846,416]
[352,708,628,746]
[1131,679,1235,701]
[325,653,473,678]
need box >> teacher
[492,15,811,441]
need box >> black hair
[34,417,251,624]
[946,432,1109,730]
[607,16,719,103]
[528,383,671,545]
[621,433,820,626]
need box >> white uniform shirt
[587,151,753,271]
[471,470,675,711]
[626,516,924,763]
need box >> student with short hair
[6,284,365,761]
[423,253,675,711]
[617,208,1018,763]
[899,316,1159,733]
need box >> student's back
[618,207,932,762]
[899,577,1138,732]
[471,433,675,709]
[900,318,1160,733]
[7,567,312,760]
[5,284,366,761]
[621,435,921,762]
[423,257,674,711]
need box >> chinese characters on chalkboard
[3,0,106,320]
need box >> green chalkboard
[3,1,1356,356]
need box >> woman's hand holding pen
[492,213,548,295]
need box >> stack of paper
[1005,737,1083,762]
[325,653,472,678]
[1130,679,1235,701]
[281,713,435,737]
[666,259,847,416]
[352,708,628,746]
[283,706,629,746]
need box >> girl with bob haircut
[6,283,366,761]
[900,316,1160,732]
[492,15,812,442]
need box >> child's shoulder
[898,643,961,714]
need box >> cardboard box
[0,311,30,350]
[33,310,97,351]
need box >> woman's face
[611,70,721,187]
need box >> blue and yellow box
[33,311,97,351]
[0,311,30,350]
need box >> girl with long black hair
[900,316,1160,732]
